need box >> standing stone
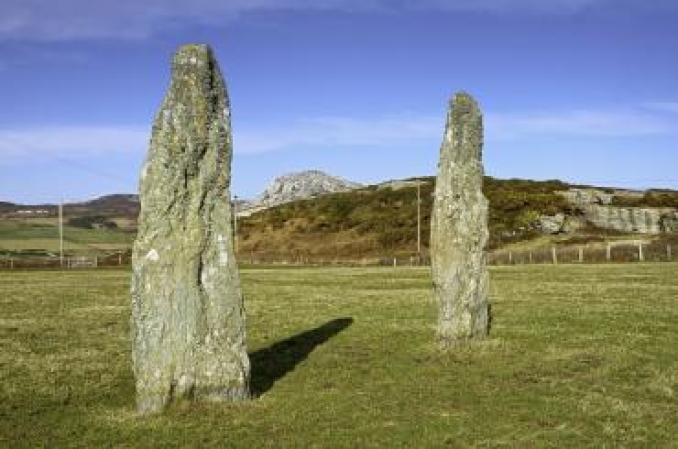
[430,92,490,347]
[131,44,249,414]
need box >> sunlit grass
[0,220,133,257]
[1,264,677,447]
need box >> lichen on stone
[131,44,249,414]
[430,92,490,347]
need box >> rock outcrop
[560,189,614,207]
[584,205,677,234]
[538,213,568,234]
[256,170,361,208]
[556,188,678,235]
[538,213,583,235]
[430,92,490,347]
[131,44,249,414]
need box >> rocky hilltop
[539,188,678,235]
[254,170,362,209]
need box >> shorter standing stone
[430,92,490,347]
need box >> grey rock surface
[558,188,677,234]
[583,205,676,234]
[256,170,362,208]
[430,92,490,347]
[560,189,615,206]
[538,213,567,234]
[538,213,583,235]
[131,44,249,414]
[660,212,678,233]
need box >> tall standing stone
[131,44,249,414]
[430,92,490,347]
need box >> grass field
[1,264,677,447]
[0,219,133,256]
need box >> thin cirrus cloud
[0,0,666,42]
[235,115,441,154]
[0,126,149,163]
[0,105,672,162]
[238,107,675,153]
[0,116,439,163]
[486,108,675,141]
[643,102,678,115]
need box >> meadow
[0,219,133,257]
[1,264,677,447]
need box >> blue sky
[0,0,676,203]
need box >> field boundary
[1,241,673,269]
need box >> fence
[489,242,674,265]
[0,253,131,270]
[239,254,431,267]
[232,243,675,267]
[0,243,674,270]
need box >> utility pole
[233,195,239,254]
[416,181,421,258]
[59,200,64,267]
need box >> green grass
[1,264,677,447]
[0,220,133,256]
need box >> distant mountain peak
[255,170,362,208]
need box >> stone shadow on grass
[249,317,353,396]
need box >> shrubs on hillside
[67,215,118,230]
[240,177,579,255]
[611,191,678,208]
[483,177,573,247]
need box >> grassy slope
[0,219,134,256]
[1,264,677,447]
[2,178,677,259]
[238,177,579,259]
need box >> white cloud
[0,0,667,42]
[0,0,376,41]
[237,107,675,153]
[417,0,600,14]
[485,109,674,141]
[643,102,678,114]
[0,104,673,163]
[0,118,438,162]
[0,126,148,163]
[235,115,440,154]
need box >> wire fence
[0,253,131,270]
[225,241,676,266]
[0,242,674,270]
[489,241,673,265]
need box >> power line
[52,155,135,183]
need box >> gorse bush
[238,177,586,256]
[611,191,678,208]
[66,215,118,230]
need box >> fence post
[528,251,533,264]
[508,252,513,264]
[637,241,644,262]
[668,245,672,261]
[393,257,397,267]
[551,246,558,265]
[118,254,122,265]
[579,247,584,263]
[10,258,13,270]
[94,256,98,268]
[606,242,612,262]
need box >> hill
[241,170,362,213]
[237,176,678,261]
[2,174,677,261]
